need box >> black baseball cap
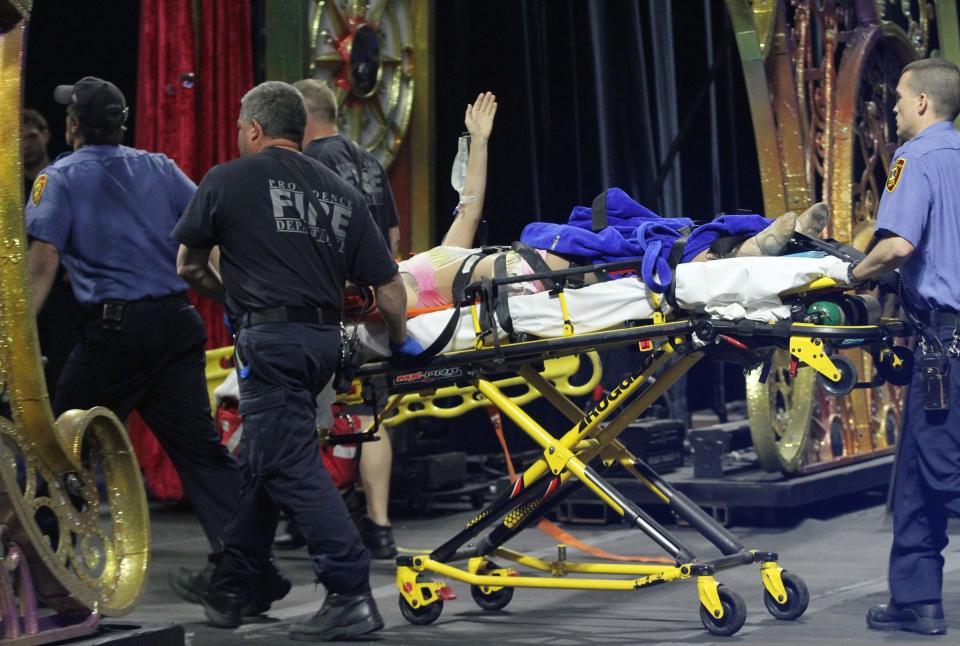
[53,76,128,129]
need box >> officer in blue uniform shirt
[23,77,263,606]
[838,58,960,636]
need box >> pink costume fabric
[399,246,551,308]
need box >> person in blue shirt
[837,58,960,636]
[24,77,288,617]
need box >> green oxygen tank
[806,300,846,326]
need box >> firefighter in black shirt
[293,78,401,559]
[294,78,400,255]
[174,81,418,641]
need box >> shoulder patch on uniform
[885,158,906,193]
[31,174,47,206]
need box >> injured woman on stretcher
[355,92,851,358]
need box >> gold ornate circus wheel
[729,0,956,474]
[309,0,415,168]
[0,3,149,616]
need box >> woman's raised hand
[464,91,497,140]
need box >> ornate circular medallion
[309,0,415,168]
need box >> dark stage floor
[98,497,960,645]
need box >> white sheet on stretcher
[358,255,847,358]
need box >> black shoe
[172,557,291,617]
[274,520,307,551]
[168,560,216,605]
[203,589,249,629]
[358,517,397,559]
[866,601,947,635]
[288,589,384,642]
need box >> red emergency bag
[216,400,359,490]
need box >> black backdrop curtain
[433,0,764,435]
[433,0,762,248]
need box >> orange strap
[534,518,675,564]
[486,406,517,482]
[485,406,675,564]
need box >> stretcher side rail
[356,319,696,377]
[356,315,907,381]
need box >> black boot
[866,601,947,635]
[168,556,217,605]
[170,554,291,617]
[202,549,259,628]
[288,588,384,641]
[358,517,397,559]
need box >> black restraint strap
[664,228,691,310]
[708,234,750,258]
[451,252,485,303]
[493,253,513,336]
[591,190,608,233]
[511,242,557,291]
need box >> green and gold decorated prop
[0,1,150,620]
[727,0,957,473]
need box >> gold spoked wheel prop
[0,4,149,615]
[308,0,415,168]
[729,0,958,473]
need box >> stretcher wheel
[399,596,443,625]
[763,571,809,620]
[470,578,514,611]
[816,355,857,396]
[699,586,746,637]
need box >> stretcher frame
[353,260,910,637]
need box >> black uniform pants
[221,323,369,594]
[54,296,240,552]
[889,323,960,605]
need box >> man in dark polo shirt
[174,80,419,641]
[292,78,402,559]
[294,78,399,254]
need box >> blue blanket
[519,188,771,292]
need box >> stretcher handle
[789,232,864,263]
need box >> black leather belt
[236,306,340,330]
[89,293,188,330]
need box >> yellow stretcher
[347,255,912,637]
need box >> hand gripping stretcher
[344,241,913,637]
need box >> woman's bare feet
[735,211,798,257]
[796,202,829,238]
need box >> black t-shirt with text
[303,135,399,245]
[172,146,397,316]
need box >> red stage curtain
[191,0,254,350]
[131,0,252,500]
[197,0,253,175]
[135,0,198,179]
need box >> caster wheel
[399,595,443,625]
[763,570,809,620]
[817,354,857,396]
[877,346,914,386]
[470,575,514,611]
[700,585,747,637]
